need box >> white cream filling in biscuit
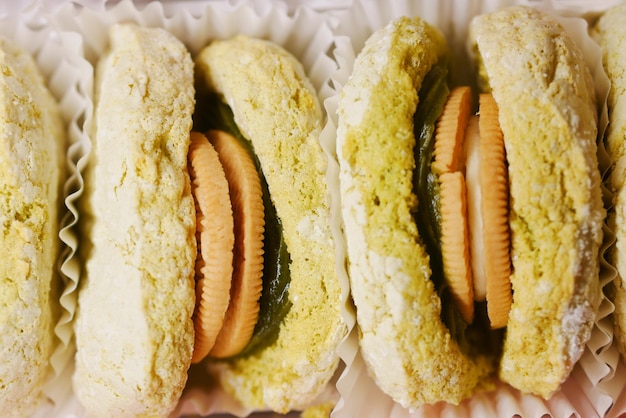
[464,115,486,302]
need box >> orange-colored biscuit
[478,94,512,329]
[439,171,474,324]
[207,130,265,358]
[433,86,472,174]
[188,131,235,363]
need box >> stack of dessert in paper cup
[328,0,626,417]
[32,0,350,417]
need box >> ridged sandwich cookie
[193,34,346,413]
[336,5,604,408]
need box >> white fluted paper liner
[328,1,624,417]
[0,8,92,418]
[34,0,351,416]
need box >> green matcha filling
[194,96,292,359]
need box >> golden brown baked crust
[74,23,196,417]
[471,6,604,398]
[0,37,64,418]
[195,35,345,413]
[593,2,626,360]
[336,16,493,408]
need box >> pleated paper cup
[0,5,92,417]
